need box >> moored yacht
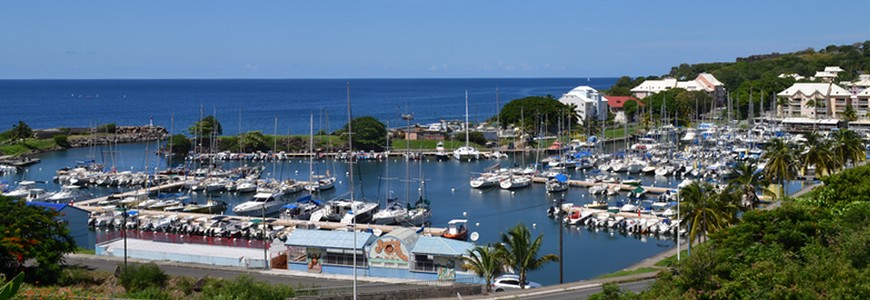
[232,191,286,216]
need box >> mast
[308,115,314,196]
[346,81,358,300]
[464,90,470,147]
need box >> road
[518,279,655,300]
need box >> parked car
[492,274,542,292]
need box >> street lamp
[554,198,564,284]
[262,205,269,270]
[116,204,129,270]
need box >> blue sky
[1,0,867,79]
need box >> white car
[492,274,542,292]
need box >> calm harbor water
[3,142,684,285]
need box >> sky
[1,0,867,79]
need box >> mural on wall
[369,237,409,264]
[437,260,456,280]
[307,248,322,273]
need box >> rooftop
[285,229,375,249]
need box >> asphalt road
[499,279,655,300]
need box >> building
[605,96,643,124]
[285,228,477,282]
[630,73,725,103]
[558,86,608,124]
[776,83,852,119]
[26,201,90,248]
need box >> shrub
[58,266,105,287]
[118,263,167,292]
[126,286,171,300]
[53,135,70,148]
[198,275,295,300]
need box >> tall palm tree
[679,182,738,244]
[728,162,772,209]
[462,245,503,293]
[762,138,799,197]
[831,129,866,170]
[801,131,835,178]
[495,223,559,289]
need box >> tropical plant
[334,116,387,151]
[800,131,835,177]
[762,138,800,197]
[728,162,772,208]
[830,129,865,170]
[0,196,76,284]
[494,223,558,289]
[0,272,23,300]
[9,121,32,143]
[842,104,858,122]
[462,245,503,293]
[678,182,739,244]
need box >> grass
[391,139,485,150]
[603,125,642,139]
[75,247,95,255]
[595,267,660,279]
[0,138,58,156]
[655,250,689,267]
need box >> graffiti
[437,261,456,281]
[374,239,408,262]
[306,249,322,273]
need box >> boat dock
[74,182,445,236]
[530,176,673,194]
[0,155,41,167]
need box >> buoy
[532,223,536,228]
[462,211,467,217]
[451,188,455,192]
[475,222,480,227]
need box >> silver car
[492,274,542,292]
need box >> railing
[293,276,480,297]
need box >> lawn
[0,138,58,156]
[594,267,660,279]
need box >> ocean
[0,78,616,133]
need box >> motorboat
[470,173,501,189]
[232,191,286,216]
[304,175,336,193]
[183,199,228,214]
[280,195,322,220]
[4,181,37,198]
[441,219,468,241]
[339,200,380,224]
[545,177,568,193]
[434,141,450,161]
[46,185,93,203]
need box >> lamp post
[554,198,564,284]
[116,204,129,270]
[677,191,681,262]
[262,205,269,270]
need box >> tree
[830,129,865,170]
[53,135,70,148]
[239,131,271,152]
[622,100,638,123]
[678,182,738,244]
[498,96,573,134]
[462,245,503,293]
[468,131,487,146]
[762,138,800,197]
[728,162,772,208]
[842,104,858,122]
[188,116,222,149]
[334,116,387,152]
[800,131,835,177]
[494,223,558,289]
[167,134,192,156]
[10,121,32,143]
[0,196,76,284]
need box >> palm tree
[831,129,866,170]
[679,182,738,244]
[462,245,504,293]
[801,131,835,178]
[728,162,772,209]
[495,223,558,289]
[762,138,799,198]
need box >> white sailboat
[453,90,480,161]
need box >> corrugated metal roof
[412,236,475,257]
[385,227,419,248]
[27,201,68,211]
[284,229,374,249]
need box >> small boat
[339,200,380,224]
[470,174,501,189]
[232,191,286,216]
[183,199,228,214]
[434,141,450,161]
[545,177,568,193]
[441,219,468,241]
[583,200,608,209]
[46,185,93,203]
[499,175,531,190]
[280,195,322,220]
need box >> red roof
[605,96,643,108]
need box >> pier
[530,176,674,194]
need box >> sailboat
[304,114,336,193]
[453,90,480,161]
[372,127,405,225]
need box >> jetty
[0,155,41,167]
[75,183,445,236]
[530,176,673,194]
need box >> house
[26,201,91,248]
[630,73,725,104]
[776,83,852,119]
[285,228,477,282]
[605,96,643,124]
[558,86,609,125]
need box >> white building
[558,86,608,124]
[776,83,852,119]
[630,73,725,103]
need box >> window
[323,251,366,267]
[411,254,436,273]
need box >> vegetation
[95,123,117,134]
[52,134,70,148]
[118,263,168,292]
[0,196,76,285]
[594,267,659,279]
[334,116,387,151]
[462,246,503,293]
[497,96,577,134]
[678,182,739,244]
[0,138,57,156]
[199,274,296,300]
[495,223,559,290]
[168,134,192,156]
[589,282,638,300]
[0,272,24,300]
[188,115,222,149]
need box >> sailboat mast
[308,115,314,195]
[465,90,470,147]
[346,81,358,300]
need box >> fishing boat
[441,219,468,241]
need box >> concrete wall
[97,245,267,268]
[290,262,366,276]
[294,284,484,300]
